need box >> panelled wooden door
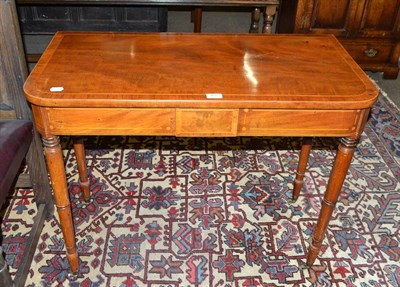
[294,0,400,38]
[353,0,400,38]
[294,0,360,36]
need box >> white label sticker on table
[50,87,64,92]
[206,93,223,99]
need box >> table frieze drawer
[238,109,362,136]
[176,109,239,137]
[43,108,176,135]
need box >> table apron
[32,106,366,138]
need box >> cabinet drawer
[176,109,239,137]
[340,39,393,63]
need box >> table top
[24,32,378,110]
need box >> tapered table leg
[43,136,79,275]
[292,137,313,202]
[306,137,358,266]
[73,137,90,202]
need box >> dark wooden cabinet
[278,0,400,79]
[17,5,168,34]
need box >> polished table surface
[24,32,379,275]
[25,33,377,109]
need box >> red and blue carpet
[2,92,399,286]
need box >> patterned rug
[2,92,399,287]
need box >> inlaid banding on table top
[24,32,378,110]
[34,107,363,137]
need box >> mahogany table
[24,32,379,275]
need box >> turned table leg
[43,136,79,275]
[292,137,313,202]
[262,4,278,34]
[306,137,358,266]
[73,137,90,202]
[249,7,261,33]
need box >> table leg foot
[292,137,312,202]
[306,236,323,266]
[67,270,78,281]
[306,137,358,266]
[66,252,80,277]
[43,136,80,274]
[73,137,90,202]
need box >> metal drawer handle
[364,48,378,57]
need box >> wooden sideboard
[277,0,400,79]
